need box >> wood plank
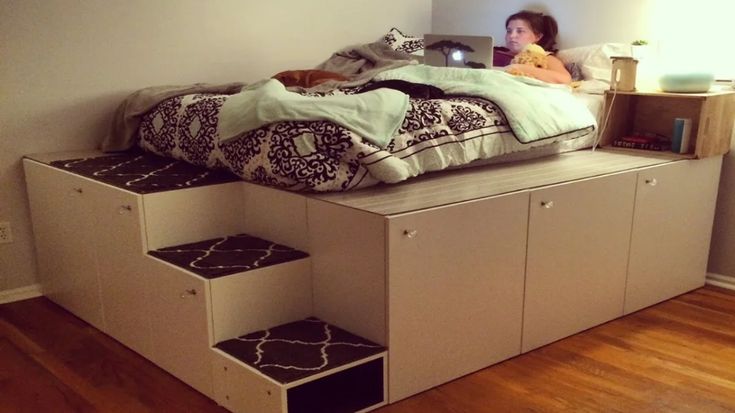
[3,287,735,412]
[312,150,675,215]
[677,286,735,314]
[377,286,735,412]
[0,337,95,413]
[698,92,735,157]
[0,298,227,413]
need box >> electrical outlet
[0,222,13,244]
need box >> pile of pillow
[556,43,631,83]
[382,27,424,54]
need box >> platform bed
[24,148,722,412]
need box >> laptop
[423,34,494,69]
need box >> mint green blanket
[218,79,409,148]
[374,65,596,143]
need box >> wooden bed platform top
[26,148,682,216]
[313,149,681,215]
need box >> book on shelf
[671,118,692,154]
[611,133,671,151]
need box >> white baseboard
[706,273,735,291]
[0,284,43,305]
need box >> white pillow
[557,43,631,82]
[382,28,424,54]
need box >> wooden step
[31,149,309,254]
[148,233,309,279]
[212,317,387,413]
[146,233,313,345]
[48,149,240,194]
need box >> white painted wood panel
[143,182,247,250]
[210,258,313,344]
[241,182,310,252]
[523,172,636,352]
[312,150,673,216]
[387,192,528,402]
[307,199,387,346]
[625,157,723,314]
[94,185,152,357]
[23,161,106,330]
[147,258,213,398]
[212,351,285,413]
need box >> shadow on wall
[0,91,125,291]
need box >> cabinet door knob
[403,229,418,238]
[180,289,197,298]
[71,187,83,194]
[540,200,554,209]
[118,205,132,215]
[645,178,657,186]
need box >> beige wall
[431,0,656,49]
[432,0,733,76]
[0,0,431,293]
[4,0,734,295]
[709,138,735,277]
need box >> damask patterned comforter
[138,87,594,192]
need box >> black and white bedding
[138,88,594,192]
[114,41,599,192]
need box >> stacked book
[611,132,671,151]
[671,117,692,154]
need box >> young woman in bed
[494,10,571,84]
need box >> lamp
[610,56,638,92]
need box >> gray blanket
[308,41,417,90]
[101,82,245,152]
[101,41,414,152]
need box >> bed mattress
[138,88,597,192]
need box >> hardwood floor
[377,286,735,413]
[1,286,734,413]
[0,297,227,413]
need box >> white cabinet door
[94,186,152,357]
[523,172,636,352]
[24,161,106,330]
[147,258,213,398]
[387,192,528,403]
[625,157,722,314]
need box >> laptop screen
[423,34,495,69]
